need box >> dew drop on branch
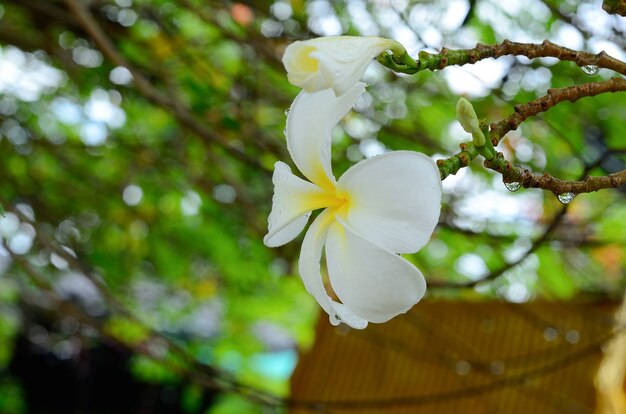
[580,65,599,75]
[557,192,575,204]
[504,181,521,192]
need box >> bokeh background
[0,0,625,412]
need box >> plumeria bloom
[282,36,404,96]
[264,83,441,329]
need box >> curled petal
[286,84,365,190]
[337,151,442,254]
[282,36,402,96]
[264,161,325,247]
[265,215,310,249]
[325,219,426,324]
[299,210,368,329]
[331,301,368,329]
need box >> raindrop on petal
[504,181,521,192]
[284,108,290,116]
[557,192,575,204]
[580,65,599,75]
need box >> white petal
[337,151,442,254]
[286,84,365,190]
[298,210,368,329]
[264,161,325,247]
[283,36,402,96]
[325,219,426,324]
[265,214,310,248]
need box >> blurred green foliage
[0,0,624,412]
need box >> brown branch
[485,150,626,196]
[508,168,626,195]
[603,0,626,16]
[469,40,626,75]
[0,23,44,52]
[489,77,626,147]
[488,40,626,75]
[385,39,626,76]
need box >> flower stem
[437,143,479,180]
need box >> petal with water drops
[298,209,369,329]
[326,219,427,324]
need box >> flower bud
[456,97,485,147]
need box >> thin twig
[63,0,269,173]
[429,206,568,289]
[7,205,283,406]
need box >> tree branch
[489,78,626,147]
[438,78,626,195]
[381,39,626,76]
[603,0,626,16]
[491,157,626,196]
[429,206,568,289]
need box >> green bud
[456,98,485,147]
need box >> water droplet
[504,181,521,192]
[333,71,341,78]
[490,360,505,375]
[566,330,581,344]
[284,108,290,116]
[455,360,471,375]
[543,327,558,341]
[282,128,287,137]
[580,65,599,75]
[557,192,575,204]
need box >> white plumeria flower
[282,36,404,96]
[264,83,441,329]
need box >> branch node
[458,153,470,166]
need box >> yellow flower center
[299,185,351,218]
[296,46,319,72]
